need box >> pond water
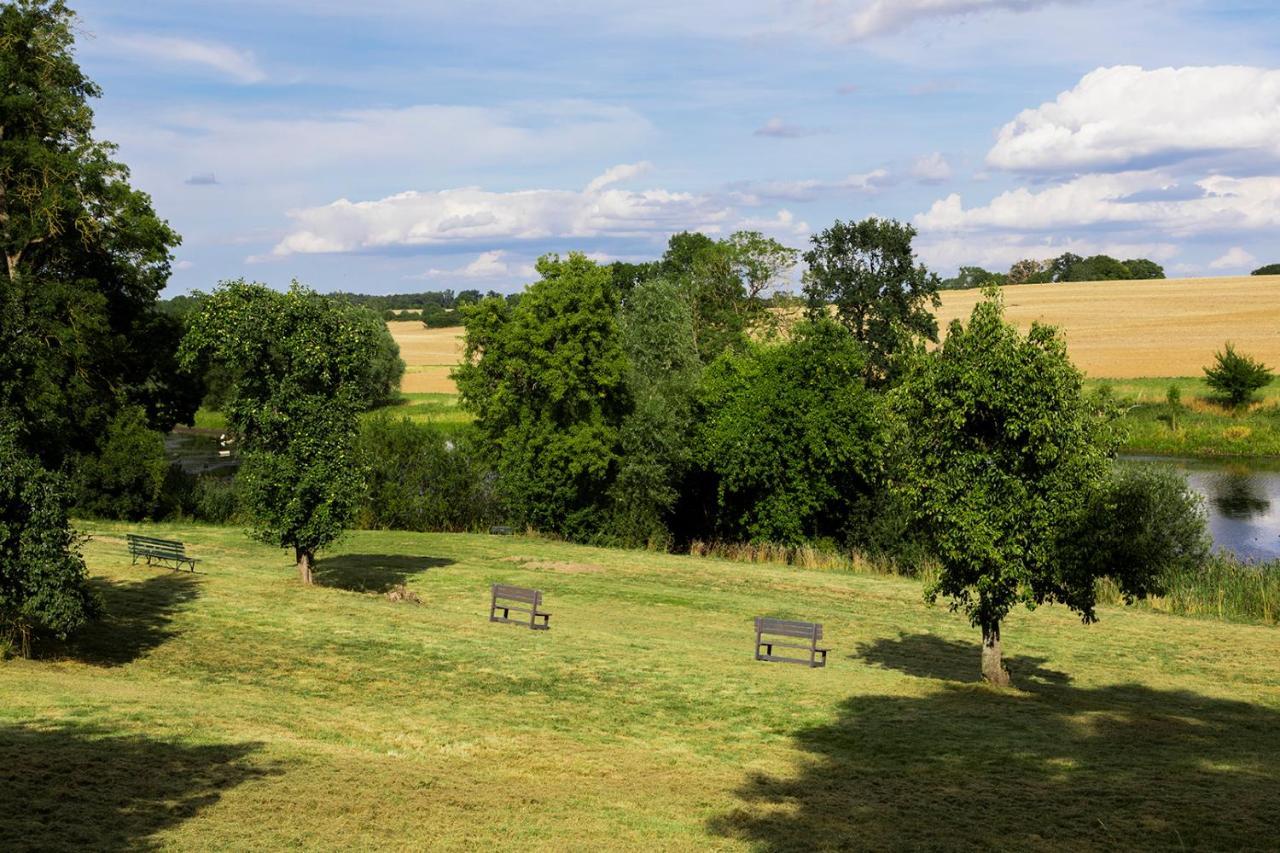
[164,429,239,475]
[1125,455,1280,562]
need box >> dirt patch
[385,584,422,604]
[500,556,604,574]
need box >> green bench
[127,534,199,572]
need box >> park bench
[754,617,828,667]
[127,534,199,573]
[489,584,550,630]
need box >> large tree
[0,0,193,466]
[802,217,941,383]
[454,253,630,539]
[891,289,1158,686]
[179,281,379,584]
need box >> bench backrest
[127,534,186,552]
[756,617,822,640]
[492,584,542,606]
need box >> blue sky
[73,0,1280,295]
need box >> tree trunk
[296,547,314,585]
[981,621,1011,687]
[18,624,32,660]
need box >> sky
[72,0,1280,295]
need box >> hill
[3,522,1278,849]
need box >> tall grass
[687,539,924,577]
[1097,555,1280,625]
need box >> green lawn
[4,523,1278,850]
[191,392,470,435]
[1086,377,1280,457]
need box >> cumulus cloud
[1209,246,1257,271]
[988,65,1280,173]
[916,234,1177,272]
[911,152,952,184]
[584,161,652,193]
[413,250,536,281]
[733,209,811,238]
[915,171,1280,236]
[831,0,1080,41]
[728,169,891,204]
[272,166,731,256]
[754,117,827,138]
[101,34,266,83]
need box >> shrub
[1204,343,1273,407]
[71,407,170,521]
[1251,263,1280,276]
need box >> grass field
[387,321,465,394]
[4,522,1278,850]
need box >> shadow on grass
[0,722,278,851]
[853,631,1072,685]
[59,572,202,666]
[313,554,454,593]
[712,633,1280,851]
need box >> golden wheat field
[387,276,1280,386]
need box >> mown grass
[3,522,1277,850]
[190,392,471,438]
[1085,377,1280,457]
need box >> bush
[358,415,502,532]
[71,407,170,520]
[1204,343,1273,407]
[1251,263,1280,276]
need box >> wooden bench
[127,534,198,572]
[489,584,550,630]
[755,617,828,667]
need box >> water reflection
[1125,455,1280,562]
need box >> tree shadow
[712,633,1280,850]
[854,632,1072,686]
[313,554,454,593]
[0,721,279,851]
[58,572,203,666]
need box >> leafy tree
[726,230,799,303]
[71,407,170,521]
[1251,263,1280,276]
[697,319,886,545]
[454,254,629,539]
[0,0,193,467]
[0,429,99,658]
[610,277,702,546]
[1047,253,1084,282]
[1122,258,1165,279]
[1006,258,1047,285]
[179,281,379,583]
[348,307,405,408]
[659,232,751,362]
[802,217,941,383]
[1203,343,1273,408]
[455,289,483,306]
[892,289,1136,686]
[941,266,1007,291]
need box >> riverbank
[1089,377,1280,458]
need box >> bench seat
[490,584,551,630]
[755,616,828,667]
[127,534,198,572]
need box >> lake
[1126,455,1280,562]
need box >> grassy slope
[3,523,1278,850]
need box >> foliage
[610,277,702,546]
[71,407,170,521]
[940,266,1008,290]
[696,320,886,545]
[1006,258,1049,284]
[348,306,405,408]
[454,253,629,540]
[0,429,98,657]
[802,217,941,383]
[179,280,379,582]
[358,416,501,532]
[1122,258,1165,279]
[891,289,1124,684]
[658,232,751,362]
[1203,343,1273,407]
[0,0,193,467]
[1251,263,1280,276]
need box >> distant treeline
[941,253,1166,290]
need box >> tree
[348,307,405,408]
[179,281,379,583]
[0,429,99,658]
[659,232,751,362]
[1203,343,1273,408]
[726,230,799,303]
[1122,258,1165,279]
[1047,253,1084,282]
[697,319,886,545]
[1006,258,1047,285]
[0,1,193,467]
[892,289,1137,686]
[1251,263,1280,276]
[802,217,941,383]
[941,266,1007,291]
[454,254,630,539]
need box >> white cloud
[754,117,827,138]
[829,0,1081,41]
[728,169,891,203]
[1209,246,1257,271]
[272,166,731,256]
[585,161,652,193]
[102,34,266,83]
[734,209,810,239]
[988,65,1280,173]
[911,152,952,183]
[916,234,1177,272]
[915,171,1280,236]
[413,250,536,281]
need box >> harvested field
[387,321,464,393]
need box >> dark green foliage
[1251,263,1280,276]
[610,277,702,546]
[802,217,941,383]
[454,253,629,540]
[0,1,192,468]
[0,429,99,657]
[697,320,886,545]
[349,307,405,408]
[161,470,241,524]
[71,407,170,521]
[1121,258,1165,279]
[421,305,462,328]
[1061,463,1209,602]
[358,416,501,532]
[1203,343,1273,407]
[179,281,380,581]
[940,266,1008,290]
[892,289,1123,682]
[660,232,751,362]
